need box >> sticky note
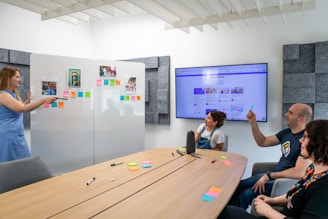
[222,160,232,166]
[209,186,222,193]
[128,166,139,171]
[137,96,141,101]
[71,91,77,98]
[51,102,58,108]
[96,79,102,86]
[116,80,121,86]
[201,194,215,202]
[58,102,64,108]
[125,96,130,101]
[78,91,83,98]
[220,155,228,159]
[127,162,138,167]
[141,161,151,164]
[120,95,125,101]
[85,91,91,98]
[142,164,152,168]
[63,90,69,98]
[207,191,220,197]
[103,79,109,85]
[110,80,115,86]
[131,96,136,101]
[43,103,50,108]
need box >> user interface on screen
[175,63,268,122]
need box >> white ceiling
[0,0,316,32]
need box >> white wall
[1,0,328,177]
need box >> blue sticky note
[142,164,152,168]
[51,102,58,108]
[78,91,83,97]
[104,79,109,85]
[201,194,215,202]
[120,95,125,101]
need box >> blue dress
[0,90,30,162]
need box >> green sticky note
[127,162,138,167]
[85,91,91,98]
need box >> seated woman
[218,119,328,219]
[194,110,226,151]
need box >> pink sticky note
[141,161,151,164]
[43,103,50,108]
[96,79,102,86]
[207,191,220,197]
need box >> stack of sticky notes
[127,162,139,171]
[201,186,222,202]
[141,160,152,168]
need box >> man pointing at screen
[228,103,312,209]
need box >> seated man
[228,103,313,209]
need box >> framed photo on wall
[67,68,82,89]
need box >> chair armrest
[251,162,278,176]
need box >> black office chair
[0,156,53,194]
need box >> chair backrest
[251,162,277,176]
[270,178,298,197]
[0,156,53,194]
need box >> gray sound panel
[0,48,31,128]
[314,103,328,119]
[315,41,328,73]
[315,73,328,102]
[282,41,328,125]
[283,44,315,74]
[122,56,170,124]
[283,44,299,60]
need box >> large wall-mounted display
[175,63,268,122]
[30,54,145,174]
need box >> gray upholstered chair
[250,162,298,216]
[0,156,53,194]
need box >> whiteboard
[30,54,145,174]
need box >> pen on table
[110,162,123,166]
[211,158,217,163]
[172,152,175,157]
[86,177,95,186]
[191,154,201,159]
[176,150,184,156]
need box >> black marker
[56,97,68,100]
[86,177,95,185]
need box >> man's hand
[252,174,270,194]
[246,110,257,123]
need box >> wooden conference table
[0,148,247,219]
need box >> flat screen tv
[175,63,268,122]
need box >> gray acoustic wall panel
[123,56,170,124]
[315,41,328,73]
[0,48,31,128]
[314,103,328,119]
[283,43,315,74]
[283,41,328,125]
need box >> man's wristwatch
[266,171,273,180]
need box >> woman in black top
[219,119,328,219]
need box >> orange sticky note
[58,101,64,108]
[128,166,139,171]
[209,186,222,193]
[137,96,141,101]
[116,80,121,86]
[71,91,77,98]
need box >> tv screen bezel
[175,62,268,122]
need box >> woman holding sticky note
[0,66,56,162]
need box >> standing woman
[0,66,56,162]
[195,110,226,151]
